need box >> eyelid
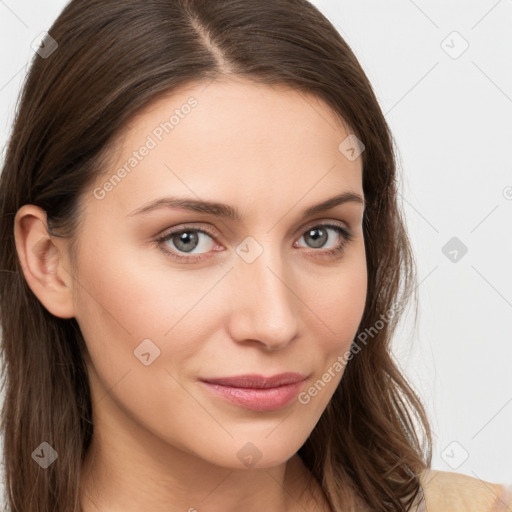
[155,218,351,242]
[301,218,349,232]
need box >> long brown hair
[0,0,432,510]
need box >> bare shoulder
[417,468,512,512]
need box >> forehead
[88,77,364,220]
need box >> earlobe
[13,205,76,319]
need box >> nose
[226,246,300,351]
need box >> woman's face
[70,77,367,470]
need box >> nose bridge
[229,235,299,348]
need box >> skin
[14,76,367,512]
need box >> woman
[0,0,510,510]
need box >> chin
[199,439,299,471]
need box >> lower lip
[200,380,305,411]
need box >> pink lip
[199,373,307,411]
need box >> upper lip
[200,372,307,389]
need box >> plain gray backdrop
[1,0,511,489]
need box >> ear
[14,204,76,319]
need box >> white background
[1,0,511,490]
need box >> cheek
[305,247,368,338]
[72,242,212,446]
[72,236,224,383]
[300,248,367,381]
[73,234,184,337]
[293,262,367,419]
[71,237,168,380]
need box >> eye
[156,226,220,262]
[155,222,354,262]
[295,223,354,258]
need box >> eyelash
[154,222,354,263]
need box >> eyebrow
[127,191,365,221]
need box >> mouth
[199,373,307,411]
